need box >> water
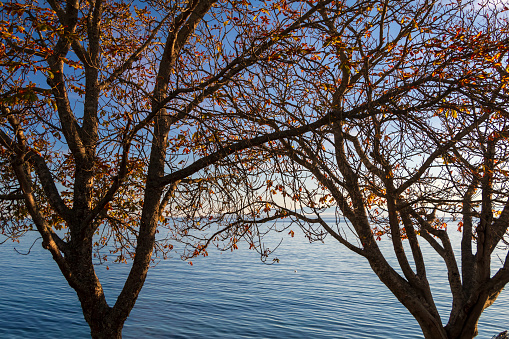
[1,222,508,338]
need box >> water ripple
[1,225,508,338]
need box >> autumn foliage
[177,0,509,338]
[1,0,509,338]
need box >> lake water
[1,221,508,338]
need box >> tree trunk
[410,297,483,339]
[445,307,482,339]
[405,305,448,339]
[444,318,479,339]
[88,316,123,339]
[64,238,128,339]
[80,297,125,339]
[419,323,448,339]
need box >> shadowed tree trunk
[0,0,338,336]
[180,0,509,337]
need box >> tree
[0,0,342,337]
[2,0,508,337]
[180,0,509,337]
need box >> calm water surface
[1,221,508,338]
